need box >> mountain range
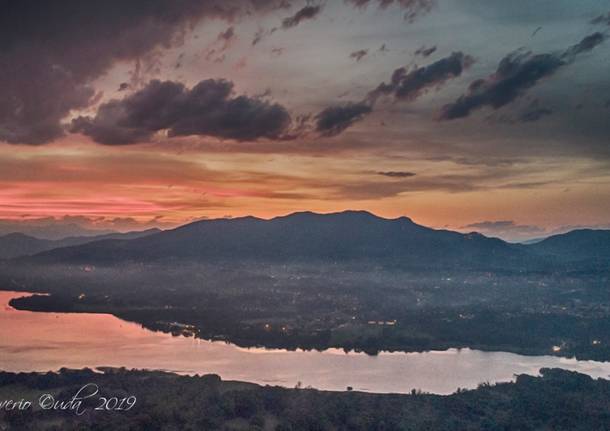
[0,228,161,260]
[10,211,608,271]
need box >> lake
[1,290,609,394]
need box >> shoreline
[5,288,610,362]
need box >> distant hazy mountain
[0,221,117,240]
[520,237,547,245]
[528,229,610,262]
[25,211,539,270]
[0,228,161,259]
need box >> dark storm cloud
[315,52,472,137]
[204,26,237,62]
[440,33,606,120]
[350,49,369,62]
[377,171,416,178]
[591,12,610,26]
[345,0,436,22]
[71,79,293,145]
[370,52,474,102]
[315,102,373,137]
[281,5,322,29]
[563,32,606,57]
[415,45,437,57]
[252,27,270,46]
[218,27,236,42]
[0,0,288,145]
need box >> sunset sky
[1,0,610,241]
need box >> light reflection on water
[1,290,609,394]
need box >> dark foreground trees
[0,367,608,430]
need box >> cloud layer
[313,52,473,137]
[371,52,474,102]
[72,79,294,145]
[0,0,288,145]
[315,102,373,136]
[282,5,323,29]
[462,220,546,242]
[345,0,436,22]
[440,33,605,120]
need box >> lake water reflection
[1,290,609,394]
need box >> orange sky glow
[1,1,610,241]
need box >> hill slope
[528,229,610,262]
[26,211,532,270]
[0,228,161,259]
